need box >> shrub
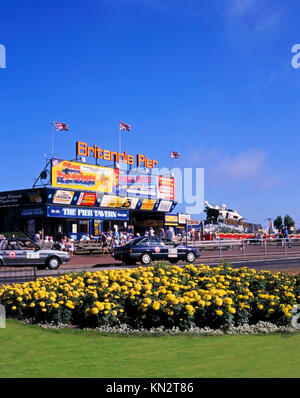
[0,263,299,331]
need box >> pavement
[2,248,300,286]
[53,252,300,276]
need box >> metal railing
[181,238,298,259]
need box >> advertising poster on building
[100,195,131,208]
[140,198,156,211]
[158,176,175,200]
[76,192,97,206]
[100,195,140,210]
[165,214,178,225]
[53,190,75,205]
[178,214,191,224]
[157,200,173,212]
[51,159,118,193]
[0,189,44,207]
[118,171,157,197]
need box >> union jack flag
[119,121,131,131]
[54,122,69,131]
[170,151,180,159]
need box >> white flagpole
[51,121,54,159]
[119,121,121,155]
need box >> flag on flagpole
[54,121,69,131]
[170,151,180,159]
[119,121,131,131]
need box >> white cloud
[222,0,285,36]
[185,146,280,192]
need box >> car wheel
[140,252,152,266]
[186,251,196,263]
[0,259,3,267]
[47,256,61,270]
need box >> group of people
[98,229,135,253]
[57,236,75,255]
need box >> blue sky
[1,0,300,229]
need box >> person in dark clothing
[100,232,109,254]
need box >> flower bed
[0,263,300,331]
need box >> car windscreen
[133,238,149,246]
[162,238,176,246]
[3,240,22,250]
[18,240,39,250]
[149,237,162,246]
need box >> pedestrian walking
[100,232,109,254]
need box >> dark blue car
[112,236,200,265]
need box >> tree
[273,216,283,230]
[284,215,295,233]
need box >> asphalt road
[1,254,300,285]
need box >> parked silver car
[0,238,70,269]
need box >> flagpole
[118,122,121,155]
[51,121,54,159]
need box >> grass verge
[0,319,300,378]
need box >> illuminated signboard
[157,200,173,212]
[46,206,129,220]
[53,190,75,205]
[118,172,157,197]
[100,195,140,210]
[51,159,118,193]
[158,176,175,200]
[140,199,156,211]
[100,195,131,208]
[76,192,97,206]
[178,214,191,224]
[165,215,178,223]
[0,189,44,207]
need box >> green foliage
[274,216,283,229]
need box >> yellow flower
[39,302,45,307]
[143,297,152,305]
[216,310,223,316]
[152,301,160,311]
[215,298,223,306]
[228,307,236,314]
[91,307,99,315]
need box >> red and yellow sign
[158,176,175,200]
[51,159,118,193]
[76,192,97,206]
